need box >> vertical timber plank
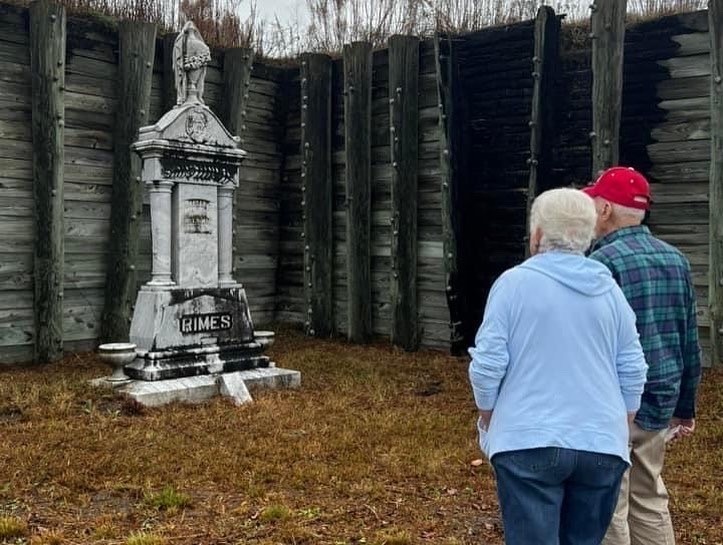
[162,32,178,111]
[222,47,254,136]
[343,42,373,343]
[526,7,560,256]
[222,47,255,284]
[388,35,420,351]
[435,34,463,352]
[709,0,723,366]
[30,0,66,362]
[101,21,157,343]
[300,53,333,336]
[591,0,627,176]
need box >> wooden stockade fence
[343,42,373,344]
[591,0,627,175]
[29,0,65,362]
[300,53,333,338]
[709,0,723,365]
[389,35,420,351]
[1,1,723,366]
[101,20,156,343]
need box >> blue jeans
[491,448,627,545]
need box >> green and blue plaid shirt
[589,225,702,431]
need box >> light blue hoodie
[468,252,648,463]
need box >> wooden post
[30,0,66,363]
[161,32,178,111]
[526,7,560,257]
[709,0,723,366]
[389,35,420,351]
[591,0,627,176]
[300,53,334,337]
[435,34,464,351]
[222,47,254,135]
[101,22,157,343]
[343,42,373,343]
[222,47,255,283]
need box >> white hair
[611,202,645,223]
[530,188,597,254]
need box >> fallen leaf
[471,459,484,467]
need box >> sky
[238,0,307,27]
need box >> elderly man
[469,188,648,545]
[584,167,702,545]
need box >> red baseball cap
[583,166,652,210]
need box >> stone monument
[104,23,299,405]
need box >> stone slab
[89,368,301,408]
[218,372,253,405]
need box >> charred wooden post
[526,6,560,257]
[709,0,723,366]
[222,47,255,283]
[591,0,627,176]
[222,48,254,136]
[343,42,373,343]
[30,0,66,362]
[161,32,178,111]
[101,21,157,342]
[299,53,333,337]
[388,35,420,351]
[434,34,464,351]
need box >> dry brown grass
[0,326,721,544]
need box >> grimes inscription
[180,312,233,334]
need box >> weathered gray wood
[161,32,178,111]
[709,0,723,367]
[30,0,65,363]
[221,47,254,136]
[388,35,420,351]
[659,54,710,79]
[300,53,333,337]
[344,42,373,343]
[591,0,627,176]
[526,7,559,257]
[221,47,258,288]
[100,21,156,343]
[434,34,460,350]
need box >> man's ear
[529,227,542,256]
[600,200,613,220]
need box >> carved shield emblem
[185,108,209,143]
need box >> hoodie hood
[518,251,615,296]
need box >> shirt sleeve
[468,275,512,411]
[674,274,702,419]
[614,289,648,412]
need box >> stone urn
[97,343,137,383]
[254,331,275,350]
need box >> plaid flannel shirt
[589,225,702,431]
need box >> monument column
[217,184,235,286]
[148,180,174,286]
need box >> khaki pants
[602,423,676,545]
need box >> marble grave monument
[98,23,299,405]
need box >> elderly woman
[469,188,648,545]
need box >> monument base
[128,284,274,381]
[90,368,301,408]
[125,342,270,381]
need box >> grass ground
[0,326,721,545]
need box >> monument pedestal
[128,285,272,381]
